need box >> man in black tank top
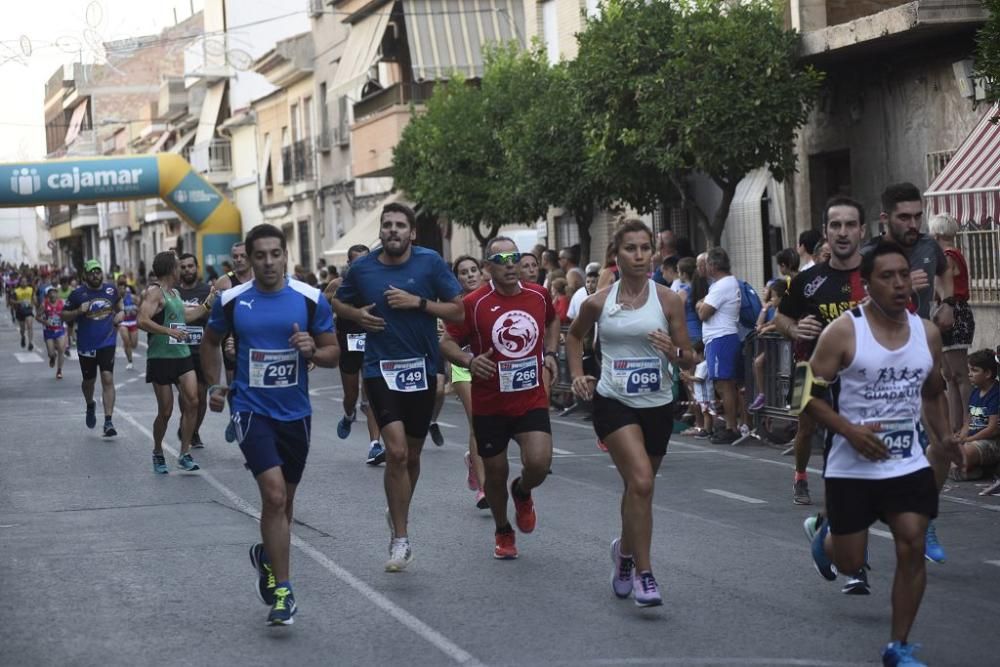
[177,253,215,448]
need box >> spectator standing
[675,258,702,345]
[776,247,800,285]
[652,230,678,286]
[541,250,559,289]
[551,278,571,324]
[928,213,975,432]
[797,229,822,273]
[696,247,742,444]
[518,252,541,285]
[559,246,586,294]
[748,280,786,411]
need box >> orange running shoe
[493,527,518,560]
[510,477,536,533]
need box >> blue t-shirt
[968,382,999,438]
[336,246,462,379]
[208,278,334,421]
[676,282,702,342]
[66,283,121,351]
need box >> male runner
[56,276,75,355]
[138,252,213,473]
[176,253,213,448]
[775,196,868,507]
[61,260,123,437]
[202,224,338,625]
[323,244,383,464]
[214,241,254,442]
[14,275,35,350]
[332,202,463,572]
[801,240,959,667]
[441,237,559,560]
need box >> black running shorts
[145,356,196,386]
[364,374,438,440]
[78,346,116,380]
[824,467,938,536]
[472,409,551,459]
[592,392,673,457]
[336,328,364,375]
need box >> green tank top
[147,286,191,359]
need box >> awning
[329,10,392,96]
[194,82,226,147]
[169,129,196,154]
[63,99,89,146]
[926,104,1000,226]
[148,130,171,153]
[324,192,404,262]
[721,168,774,292]
[403,0,525,80]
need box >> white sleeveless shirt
[596,280,673,408]
[825,306,931,480]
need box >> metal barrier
[742,332,799,445]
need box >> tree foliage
[975,0,1000,118]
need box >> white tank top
[596,280,673,408]
[825,306,931,480]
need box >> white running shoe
[126,362,133,370]
[385,539,413,572]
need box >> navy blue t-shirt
[336,246,462,379]
[968,382,999,438]
[66,283,121,351]
[208,278,334,420]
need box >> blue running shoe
[841,567,870,595]
[337,412,355,440]
[224,419,236,443]
[152,454,169,475]
[85,402,96,429]
[266,587,296,626]
[881,641,926,666]
[176,453,200,472]
[804,514,837,581]
[366,441,386,465]
[249,543,276,605]
[924,521,945,563]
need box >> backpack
[737,280,763,330]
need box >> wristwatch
[418,297,428,311]
[941,297,956,307]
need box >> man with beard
[61,260,124,436]
[861,182,952,566]
[214,241,254,442]
[333,202,464,572]
[176,253,214,448]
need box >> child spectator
[681,342,713,438]
[749,280,787,411]
[952,349,1000,482]
[551,277,571,324]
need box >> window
[280,127,291,184]
[290,103,300,142]
[541,1,559,65]
[336,95,350,145]
[302,97,313,140]
[555,214,579,248]
[318,82,330,147]
[298,219,312,270]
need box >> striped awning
[926,104,1000,227]
[402,0,525,81]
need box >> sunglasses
[487,251,522,265]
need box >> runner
[799,240,959,667]
[38,286,67,379]
[774,196,868,507]
[117,275,140,370]
[332,202,463,572]
[214,241,254,442]
[441,238,558,560]
[566,219,692,606]
[61,260,123,437]
[444,255,489,510]
[176,253,213,449]
[137,252,215,473]
[14,276,35,351]
[202,224,339,625]
[323,244,383,464]
[56,276,75,355]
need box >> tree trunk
[471,222,502,254]
[709,178,739,248]
[572,203,594,265]
[667,172,711,251]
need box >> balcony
[353,82,435,122]
[351,83,431,179]
[71,204,100,229]
[189,139,232,179]
[280,139,316,185]
[65,129,97,157]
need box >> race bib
[380,357,428,392]
[610,357,662,395]
[249,348,299,388]
[46,316,62,328]
[347,333,366,352]
[168,323,203,345]
[865,419,916,460]
[498,357,539,393]
[78,349,96,358]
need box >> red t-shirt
[446,281,556,417]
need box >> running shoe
[881,641,926,666]
[125,362,133,371]
[710,429,739,444]
[224,419,237,443]
[336,412,355,439]
[980,478,1000,496]
[28,342,33,351]
[510,477,536,533]
[748,393,766,412]
[85,402,97,429]
[924,521,945,564]
[56,370,63,380]
[65,349,71,358]
[610,538,634,599]
[152,454,169,475]
[385,539,413,572]
[475,490,489,510]
[177,453,200,472]
[803,514,837,581]
[464,452,477,490]
[49,355,55,368]
[841,567,870,595]
[191,431,204,449]
[103,420,117,437]
[366,441,386,465]
[632,571,663,607]
[429,422,444,447]
[266,587,296,626]
[493,527,518,560]
[793,479,812,505]
[249,543,277,605]
[694,430,713,440]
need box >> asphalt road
[1,315,997,667]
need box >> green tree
[975,0,1000,119]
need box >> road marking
[539,659,859,666]
[112,408,484,667]
[870,528,893,540]
[986,560,1000,567]
[552,447,572,455]
[14,352,42,363]
[704,489,767,504]
[433,420,459,429]
[551,418,593,431]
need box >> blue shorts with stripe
[233,412,311,484]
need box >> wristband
[419,297,428,311]
[208,384,227,395]
[941,297,956,307]
[544,351,558,361]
